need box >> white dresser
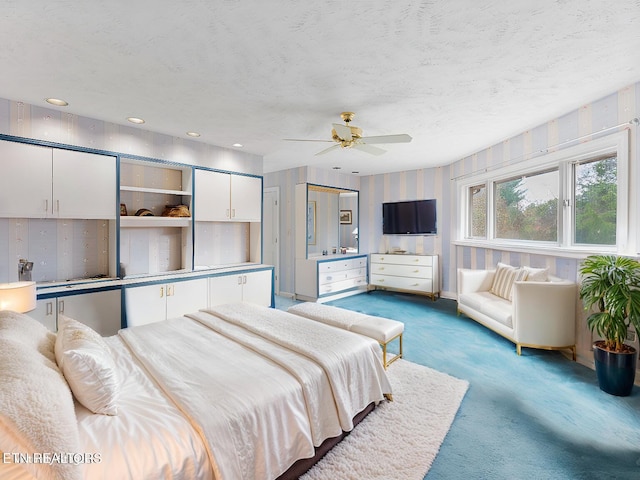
[295,254,368,303]
[369,253,439,300]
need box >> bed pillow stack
[0,310,82,480]
[55,315,120,415]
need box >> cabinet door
[0,139,52,218]
[230,174,262,222]
[208,274,243,306]
[241,270,273,306]
[53,149,117,219]
[60,290,122,336]
[125,284,167,327]
[195,169,231,221]
[31,298,58,331]
[166,278,208,319]
[30,289,121,335]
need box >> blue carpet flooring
[276,290,640,479]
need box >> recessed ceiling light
[332,166,341,170]
[186,132,201,137]
[127,117,145,124]
[45,98,68,107]
[232,143,243,148]
[351,171,359,174]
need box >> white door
[208,274,243,307]
[230,174,262,222]
[195,169,231,221]
[125,284,167,327]
[31,298,58,331]
[242,270,273,306]
[53,150,117,219]
[0,139,52,218]
[263,187,280,295]
[166,278,208,319]
[60,290,122,336]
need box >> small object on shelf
[120,203,128,216]
[161,204,191,217]
[135,208,154,216]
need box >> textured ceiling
[1,1,640,175]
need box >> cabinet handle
[46,301,53,316]
[232,209,236,218]
[167,285,174,296]
[58,300,64,314]
[237,276,243,285]
[160,287,164,298]
[226,208,230,218]
[243,275,247,285]
[44,199,48,213]
[56,199,60,213]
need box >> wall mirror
[306,184,358,257]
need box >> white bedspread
[196,303,392,430]
[119,315,317,480]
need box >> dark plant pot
[593,341,638,396]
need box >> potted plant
[579,254,640,396]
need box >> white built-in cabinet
[208,269,273,307]
[124,278,209,327]
[30,289,122,336]
[0,137,270,334]
[0,139,116,219]
[195,169,262,222]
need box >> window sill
[452,239,622,259]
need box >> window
[458,131,628,253]
[574,155,617,246]
[469,184,486,238]
[494,169,558,242]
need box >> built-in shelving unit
[119,158,193,276]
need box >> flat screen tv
[382,199,437,235]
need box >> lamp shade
[352,228,358,235]
[0,281,37,313]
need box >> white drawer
[370,263,432,279]
[370,274,434,293]
[370,254,433,267]
[319,276,367,295]
[319,267,367,285]
[318,257,365,273]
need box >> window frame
[455,131,629,257]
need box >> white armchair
[457,268,577,359]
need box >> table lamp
[0,281,37,313]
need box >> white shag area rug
[300,359,469,480]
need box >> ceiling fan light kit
[286,111,412,156]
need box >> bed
[0,302,392,480]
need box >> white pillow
[524,266,550,282]
[490,263,528,301]
[56,315,119,415]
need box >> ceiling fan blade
[332,123,353,141]
[315,144,342,156]
[352,143,386,156]
[360,134,412,144]
[283,138,333,143]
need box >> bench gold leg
[381,333,403,369]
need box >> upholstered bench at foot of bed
[287,302,404,369]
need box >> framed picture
[307,201,316,245]
[120,203,128,216]
[339,209,352,224]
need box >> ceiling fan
[285,112,412,156]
